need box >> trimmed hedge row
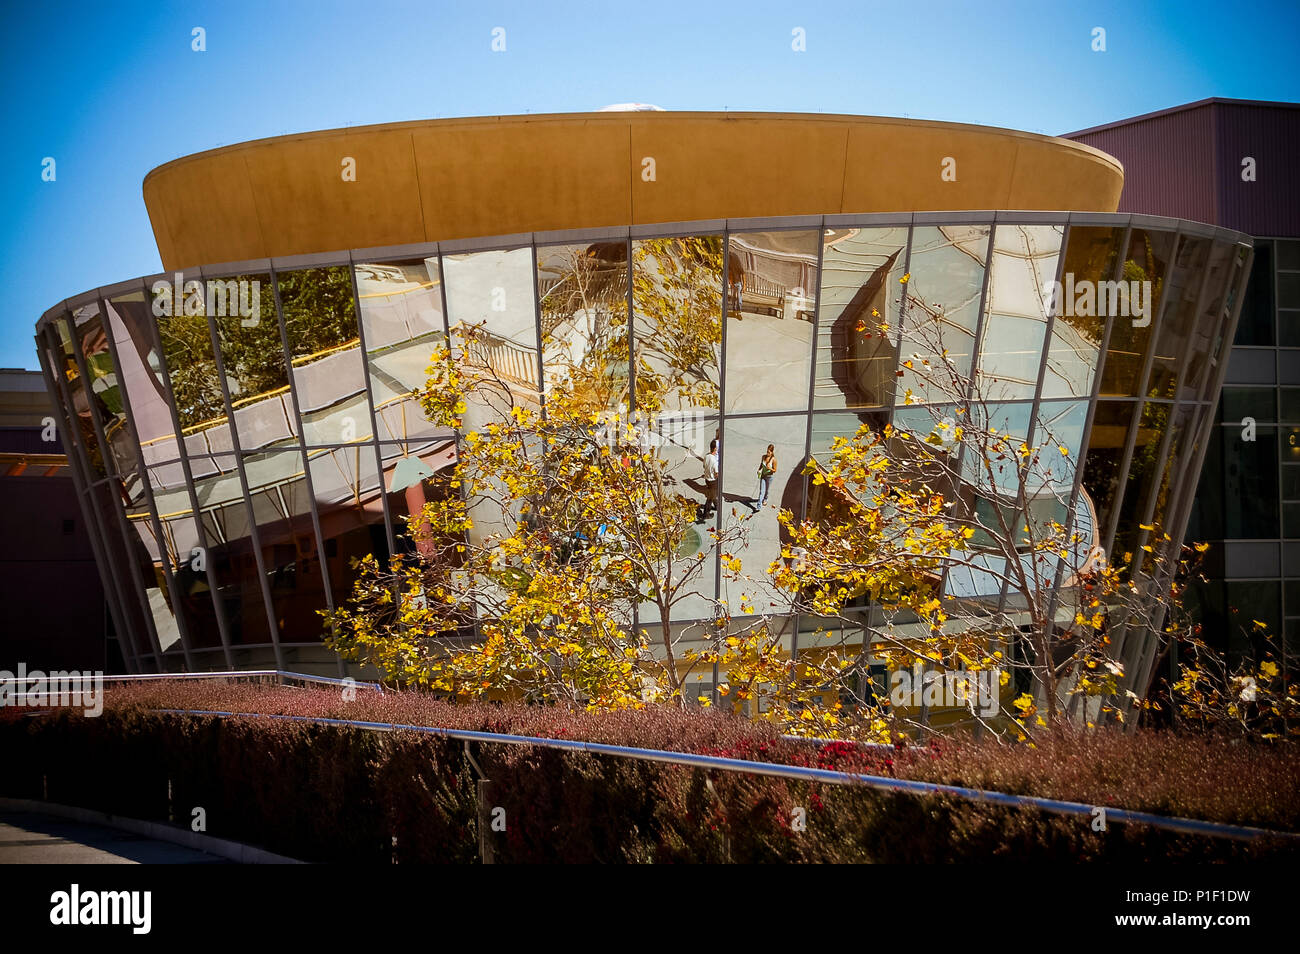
[2,705,1296,862]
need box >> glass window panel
[1044,226,1122,400]
[720,414,808,614]
[237,450,330,642]
[889,402,963,505]
[104,290,182,470]
[444,247,541,428]
[632,236,722,416]
[278,266,373,447]
[628,416,718,623]
[963,401,1035,496]
[1187,429,1223,542]
[1032,399,1089,498]
[355,258,447,443]
[1281,462,1300,502]
[158,510,224,650]
[898,225,989,405]
[1277,240,1300,272]
[1285,503,1300,539]
[1283,426,1300,475]
[1287,579,1300,613]
[1226,583,1280,657]
[1111,401,1175,563]
[723,230,819,413]
[977,225,1063,401]
[155,282,226,437]
[307,444,390,616]
[1234,240,1273,346]
[1081,402,1135,556]
[186,450,306,648]
[1281,311,1300,347]
[1099,229,1178,396]
[112,449,187,656]
[809,410,889,466]
[1144,404,1194,547]
[537,241,630,414]
[1182,242,1238,395]
[50,314,108,478]
[1280,274,1300,310]
[814,227,908,411]
[83,475,157,663]
[69,300,143,478]
[210,273,298,453]
[379,439,459,557]
[1222,388,1275,424]
[1146,237,1212,400]
[1281,389,1300,423]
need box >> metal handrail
[0,670,383,692]
[148,706,1298,844]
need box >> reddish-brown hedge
[1,681,1296,862]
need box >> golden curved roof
[143,111,1124,270]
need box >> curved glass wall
[35,213,1252,675]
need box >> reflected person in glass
[751,444,777,514]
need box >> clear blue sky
[3,0,1298,370]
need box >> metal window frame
[35,328,139,673]
[266,264,343,673]
[200,273,287,672]
[60,307,165,670]
[96,285,197,670]
[141,269,237,669]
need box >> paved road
[0,812,231,864]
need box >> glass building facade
[36,212,1252,686]
[1188,237,1300,661]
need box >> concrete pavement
[0,812,231,864]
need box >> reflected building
[35,112,1252,702]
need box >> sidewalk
[0,812,231,864]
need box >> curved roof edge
[143,110,1123,185]
[141,112,1127,270]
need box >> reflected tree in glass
[632,236,723,414]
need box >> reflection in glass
[51,314,109,478]
[158,506,222,650]
[814,227,908,411]
[155,287,225,435]
[898,225,989,405]
[279,267,373,447]
[179,451,283,648]
[1112,401,1171,563]
[356,258,446,444]
[210,273,297,453]
[724,231,818,414]
[1183,243,1241,397]
[977,225,1062,401]
[537,242,630,414]
[105,290,185,482]
[633,236,723,415]
[1081,401,1135,558]
[1099,229,1177,397]
[444,247,541,427]
[70,301,141,477]
[308,444,390,618]
[1146,237,1212,401]
[240,450,330,641]
[1235,240,1273,346]
[720,414,807,615]
[1043,226,1122,399]
[379,440,459,557]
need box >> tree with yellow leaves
[769,311,1196,738]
